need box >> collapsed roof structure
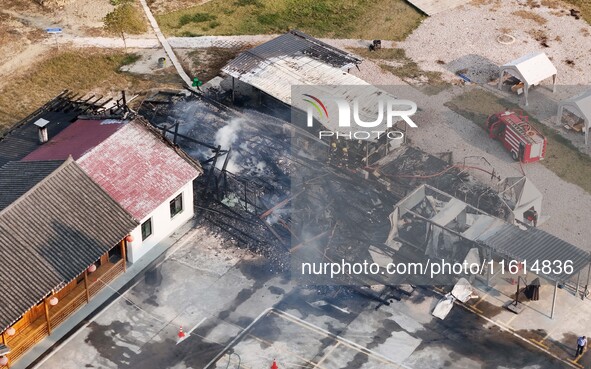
[498,52,557,106]
[557,89,591,145]
[0,91,131,167]
[141,92,523,280]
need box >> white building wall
[126,181,194,263]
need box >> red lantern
[0,356,8,366]
[125,235,134,243]
[49,296,59,306]
[87,264,97,273]
[6,327,15,336]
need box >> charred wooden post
[232,77,235,104]
[204,145,222,195]
[220,148,231,196]
[173,121,180,145]
[121,90,127,112]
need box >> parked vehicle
[486,110,547,163]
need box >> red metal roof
[77,120,200,220]
[22,119,125,161]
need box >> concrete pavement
[33,224,578,369]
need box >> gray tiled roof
[0,160,63,211]
[0,158,138,331]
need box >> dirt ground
[0,0,116,82]
[177,46,251,83]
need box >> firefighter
[342,146,349,168]
[524,207,538,227]
[328,141,337,164]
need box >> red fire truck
[486,110,547,163]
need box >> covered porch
[0,242,127,368]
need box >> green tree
[103,3,147,52]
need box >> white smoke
[215,118,243,148]
[214,118,244,173]
[255,161,267,172]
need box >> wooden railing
[2,322,48,368]
[1,260,125,368]
[89,260,124,297]
[49,292,87,329]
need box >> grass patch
[538,0,591,24]
[563,0,591,24]
[234,0,263,6]
[0,50,179,136]
[445,89,591,194]
[119,53,142,65]
[178,12,217,26]
[155,0,424,40]
[351,48,407,60]
[351,47,448,95]
[512,10,548,24]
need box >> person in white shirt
[576,336,587,357]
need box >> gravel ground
[398,0,591,85]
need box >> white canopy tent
[498,52,557,106]
[498,176,544,226]
[557,89,591,145]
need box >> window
[141,218,153,240]
[169,193,183,218]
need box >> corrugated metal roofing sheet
[475,223,589,282]
[228,55,370,105]
[225,55,404,137]
[0,158,138,331]
[223,30,361,76]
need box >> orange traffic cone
[178,326,186,339]
[271,359,278,369]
